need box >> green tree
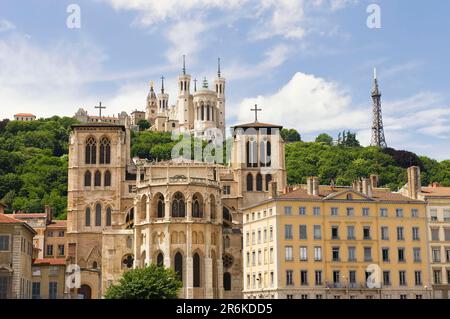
[315,133,333,146]
[281,128,301,143]
[137,119,151,131]
[105,265,182,299]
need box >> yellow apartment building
[243,176,431,299]
[31,258,67,299]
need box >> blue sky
[0,0,449,159]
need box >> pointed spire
[148,80,156,99]
[202,77,208,88]
[160,75,165,94]
[217,57,221,78]
[182,55,186,75]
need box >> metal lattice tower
[370,68,387,148]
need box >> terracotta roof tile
[14,113,35,117]
[33,258,66,266]
[12,213,47,218]
[421,187,450,197]
[47,220,67,228]
[0,213,24,223]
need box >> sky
[0,0,449,159]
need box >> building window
[192,193,203,218]
[106,207,112,226]
[332,247,340,262]
[284,206,292,215]
[313,225,321,240]
[445,228,450,241]
[346,207,354,216]
[58,231,64,237]
[223,272,231,291]
[85,137,96,164]
[347,226,355,240]
[84,171,91,187]
[46,245,53,256]
[383,271,391,286]
[246,174,253,191]
[58,245,65,256]
[99,137,111,164]
[414,271,422,286]
[49,282,58,299]
[193,253,201,288]
[348,246,356,262]
[396,208,404,218]
[172,192,186,218]
[269,226,273,241]
[313,207,320,216]
[381,226,389,240]
[411,208,419,218]
[398,248,405,262]
[362,208,370,216]
[300,247,308,261]
[434,270,442,284]
[363,226,371,240]
[300,270,308,286]
[430,209,438,221]
[397,227,404,241]
[104,170,112,187]
[32,282,40,299]
[299,225,307,240]
[285,246,293,261]
[85,207,91,226]
[399,271,407,286]
[432,248,441,263]
[256,174,263,191]
[446,248,450,262]
[285,225,293,240]
[95,203,102,226]
[315,271,322,286]
[299,206,306,216]
[364,247,372,261]
[286,270,294,286]
[431,228,440,241]
[94,170,101,186]
[349,270,356,286]
[331,207,338,216]
[333,271,340,284]
[380,208,388,217]
[265,174,272,190]
[412,247,421,263]
[314,246,322,261]
[412,227,420,241]
[0,236,9,251]
[223,185,231,195]
[331,226,339,240]
[382,248,390,262]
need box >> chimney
[307,177,319,196]
[407,166,421,200]
[45,205,53,223]
[269,181,278,199]
[369,174,379,188]
[361,178,373,197]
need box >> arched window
[156,194,165,218]
[207,105,210,121]
[84,171,91,187]
[95,203,102,226]
[85,207,91,226]
[171,192,185,218]
[265,174,272,191]
[201,104,205,120]
[246,174,253,191]
[125,208,134,229]
[92,261,98,269]
[99,137,111,164]
[192,193,203,218]
[174,252,183,282]
[106,207,112,226]
[266,141,271,166]
[104,170,111,187]
[157,253,164,267]
[246,139,258,167]
[210,195,216,220]
[256,173,263,191]
[223,272,231,291]
[85,137,96,164]
[224,235,231,248]
[193,253,201,287]
[94,170,101,187]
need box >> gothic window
[223,272,231,291]
[84,171,91,187]
[223,253,234,268]
[246,139,258,167]
[85,207,91,226]
[92,261,98,269]
[260,140,271,167]
[223,207,232,224]
[171,192,185,218]
[256,173,263,191]
[201,104,205,120]
[95,203,102,226]
[156,194,165,218]
[157,253,164,267]
[94,170,101,187]
[265,174,272,191]
[122,255,134,269]
[104,170,111,187]
[99,137,111,164]
[210,195,216,220]
[125,208,134,229]
[192,193,203,218]
[193,253,201,288]
[106,207,112,226]
[224,236,231,249]
[174,252,183,282]
[266,141,271,166]
[246,173,253,191]
[85,137,96,164]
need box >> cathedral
[65,61,287,299]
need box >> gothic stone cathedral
[66,63,287,299]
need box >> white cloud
[0,19,15,32]
[230,72,368,132]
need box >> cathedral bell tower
[177,55,193,130]
[157,76,169,115]
[214,58,226,138]
[146,81,158,122]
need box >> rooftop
[421,186,450,197]
[14,113,36,117]
[231,121,283,129]
[33,258,66,266]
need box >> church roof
[71,123,126,131]
[231,122,283,129]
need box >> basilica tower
[146,81,158,122]
[157,76,169,115]
[214,58,226,138]
[176,55,194,131]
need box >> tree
[104,265,182,299]
[281,128,301,143]
[315,133,333,146]
[137,119,150,131]
[337,130,360,147]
